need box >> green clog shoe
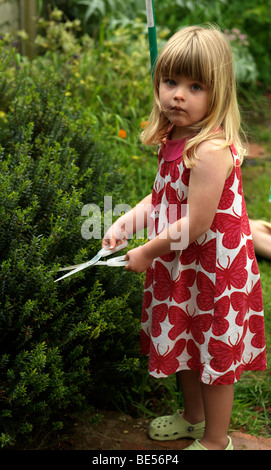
[148,409,205,441]
[184,436,233,450]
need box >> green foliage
[0,39,144,448]
[41,0,146,35]
[33,8,158,202]
[155,0,271,86]
[42,0,271,86]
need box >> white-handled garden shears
[54,240,128,282]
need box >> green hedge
[0,43,144,448]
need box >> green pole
[145,0,158,78]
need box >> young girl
[102,25,266,450]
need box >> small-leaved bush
[0,38,145,448]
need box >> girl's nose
[174,85,186,101]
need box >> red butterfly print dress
[140,137,266,384]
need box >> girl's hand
[125,246,153,273]
[102,223,128,250]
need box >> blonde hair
[141,25,246,167]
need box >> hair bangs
[157,34,212,87]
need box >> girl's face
[159,74,209,139]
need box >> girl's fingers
[102,239,116,249]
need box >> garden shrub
[0,41,145,448]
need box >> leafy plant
[0,39,144,448]
[224,28,258,84]
[33,8,158,201]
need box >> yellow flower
[118,129,127,138]
[132,155,139,160]
[0,111,7,122]
[65,91,72,97]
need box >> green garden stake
[145,0,158,78]
[269,185,271,202]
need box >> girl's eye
[191,83,202,91]
[165,79,176,86]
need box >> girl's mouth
[172,106,185,112]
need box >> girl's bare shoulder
[195,138,233,177]
[196,137,230,154]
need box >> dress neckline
[161,137,187,162]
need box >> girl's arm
[102,193,153,249]
[125,140,233,272]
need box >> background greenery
[0,0,270,447]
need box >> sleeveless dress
[140,137,266,385]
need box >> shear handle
[96,255,128,267]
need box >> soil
[247,142,268,159]
[53,408,271,451]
